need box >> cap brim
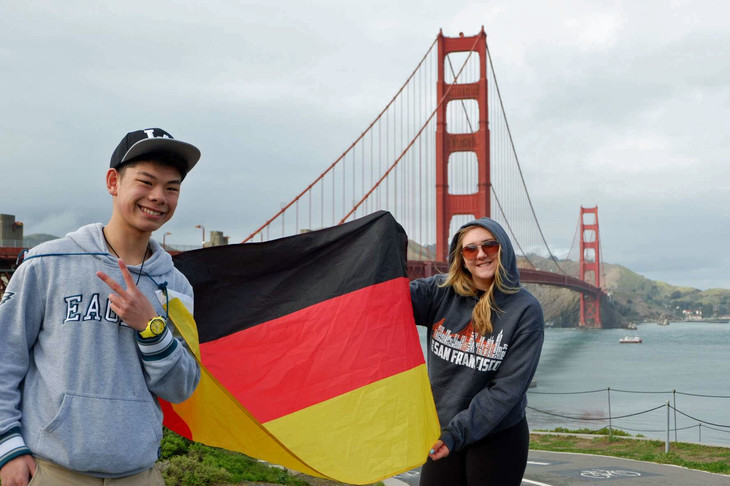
[121,138,201,174]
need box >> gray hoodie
[0,223,200,477]
[410,217,544,452]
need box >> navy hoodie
[410,217,544,452]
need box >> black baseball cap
[110,128,201,177]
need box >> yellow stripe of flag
[264,365,439,484]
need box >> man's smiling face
[108,160,182,235]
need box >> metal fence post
[607,387,612,439]
[673,390,677,443]
[665,401,670,453]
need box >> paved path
[523,450,729,485]
[390,450,730,485]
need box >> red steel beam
[435,28,490,262]
[579,206,602,328]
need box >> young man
[0,128,202,485]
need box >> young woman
[410,217,544,485]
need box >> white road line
[383,478,409,485]
[527,460,551,465]
[522,479,553,486]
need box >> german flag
[162,211,439,484]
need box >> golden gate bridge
[241,28,607,328]
[0,28,607,327]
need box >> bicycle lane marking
[580,469,642,479]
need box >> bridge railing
[0,246,25,261]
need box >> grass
[530,427,730,476]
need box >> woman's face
[461,226,499,290]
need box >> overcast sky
[1,1,728,290]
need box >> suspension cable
[567,212,580,264]
[486,46,567,275]
[492,187,537,269]
[339,34,482,223]
[243,36,439,243]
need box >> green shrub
[160,453,231,486]
[159,428,309,486]
[160,428,192,459]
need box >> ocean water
[418,321,730,447]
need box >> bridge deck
[406,261,602,296]
[1,251,602,300]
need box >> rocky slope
[521,257,730,328]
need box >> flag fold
[163,211,440,484]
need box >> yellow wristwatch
[140,316,167,338]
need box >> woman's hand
[97,258,156,331]
[429,439,450,460]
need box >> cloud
[2,0,729,291]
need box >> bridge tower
[435,28,490,262]
[579,206,602,328]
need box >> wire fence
[527,387,730,449]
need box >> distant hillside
[407,240,435,260]
[522,257,730,327]
[23,233,59,247]
[601,261,729,323]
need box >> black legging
[419,417,529,486]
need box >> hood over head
[448,217,520,287]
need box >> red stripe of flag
[199,277,423,423]
[160,400,192,438]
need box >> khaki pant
[29,458,164,486]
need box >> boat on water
[626,322,638,330]
[657,314,670,326]
[619,335,642,344]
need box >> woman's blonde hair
[441,226,518,335]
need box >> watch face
[150,318,166,335]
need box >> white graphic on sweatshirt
[430,320,508,372]
[0,291,15,306]
[64,294,121,324]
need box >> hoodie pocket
[36,392,162,475]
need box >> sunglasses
[461,240,500,259]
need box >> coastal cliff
[522,258,730,328]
